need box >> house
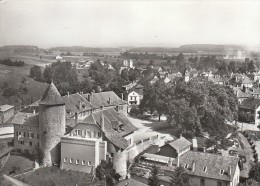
[251,71,260,82]
[239,97,260,125]
[232,87,251,104]
[83,91,127,115]
[0,104,14,124]
[139,137,240,186]
[159,136,192,158]
[127,90,143,105]
[55,55,64,62]
[162,151,240,186]
[60,107,137,177]
[124,83,144,106]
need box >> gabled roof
[39,82,65,105]
[232,87,251,98]
[129,88,143,96]
[178,151,239,181]
[82,107,137,149]
[62,93,94,114]
[0,104,14,112]
[83,91,126,108]
[167,137,191,151]
[240,97,260,110]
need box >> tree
[148,165,160,186]
[170,166,189,186]
[228,61,237,73]
[121,68,129,81]
[96,160,121,186]
[30,65,43,81]
[3,88,17,97]
[249,162,260,182]
[248,60,256,73]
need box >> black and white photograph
[0,0,260,185]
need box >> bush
[2,88,17,97]
[129,106,140,116]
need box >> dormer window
[203,167,207,172]
[184,164,189,169]
[220,169,225,175]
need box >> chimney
[67,92,70,97]
[168,159,172,166]
[75,113,78,124]
[78,101,82,110]
[91,91,94,98]
[192,161,195,172]
[229,166,232,176]
[33,109,36,115]
[100,114,105,131]
[108,97,111,105]
[177,157,180,167]
[203,147,206,152]
[121,93,124,100]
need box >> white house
[127,90,142,105]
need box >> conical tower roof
[39,82,65,105]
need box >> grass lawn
[0,154,34,185]
[17,166,102,186]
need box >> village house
[140,137,240,186]
[239,97,260,125]
[159,136,192,158]
[232,87,251,104]
[0,104,14,124]
[123,82,144,106]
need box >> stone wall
[39,104,66,166]
[113,149,127,178]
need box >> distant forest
[0,44,247,54]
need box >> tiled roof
[129,88,143,96]
[240,97,260,110]
[0,105,14,112]
[83,91,126,108]
[82,107,137,149]
[232,87,251,98]
[12,112,39,126]
[62,93,94,114]
[178,151,239,181]
[39,82,65,105]
[238,77,253,84]
[168,137,192,151]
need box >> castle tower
[39,82,66,166]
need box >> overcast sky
[0,0,259,48]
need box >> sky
[0,0,259,48]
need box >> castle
[12,82,137,178]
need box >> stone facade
[39,104,66,166]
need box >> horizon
[0,0,259,49]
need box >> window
[82,160,86,165]
[200,179,205,186]
[21,126,24,129]
[29,132,34,139]
[29,127,32,130]
[18,125,21,128]
[98,132,101,138]
[29,141,32,146]
[37,134,39,139]
[38,142,39,147]
[217,182,222,186]
[220,169,224,175]
[88,161,92,166]
[23,132,26,137]
[76,160,79,165]
[203,167,207,172]
[184,164,189,169]
[18,131,22,136]
[64,158,67,163]
[70,159,73,164]
[16,131,18,136]
[18,141,24,145]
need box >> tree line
[0,59,25,67]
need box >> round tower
[113,150,127,178]
[39,82,65,166]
